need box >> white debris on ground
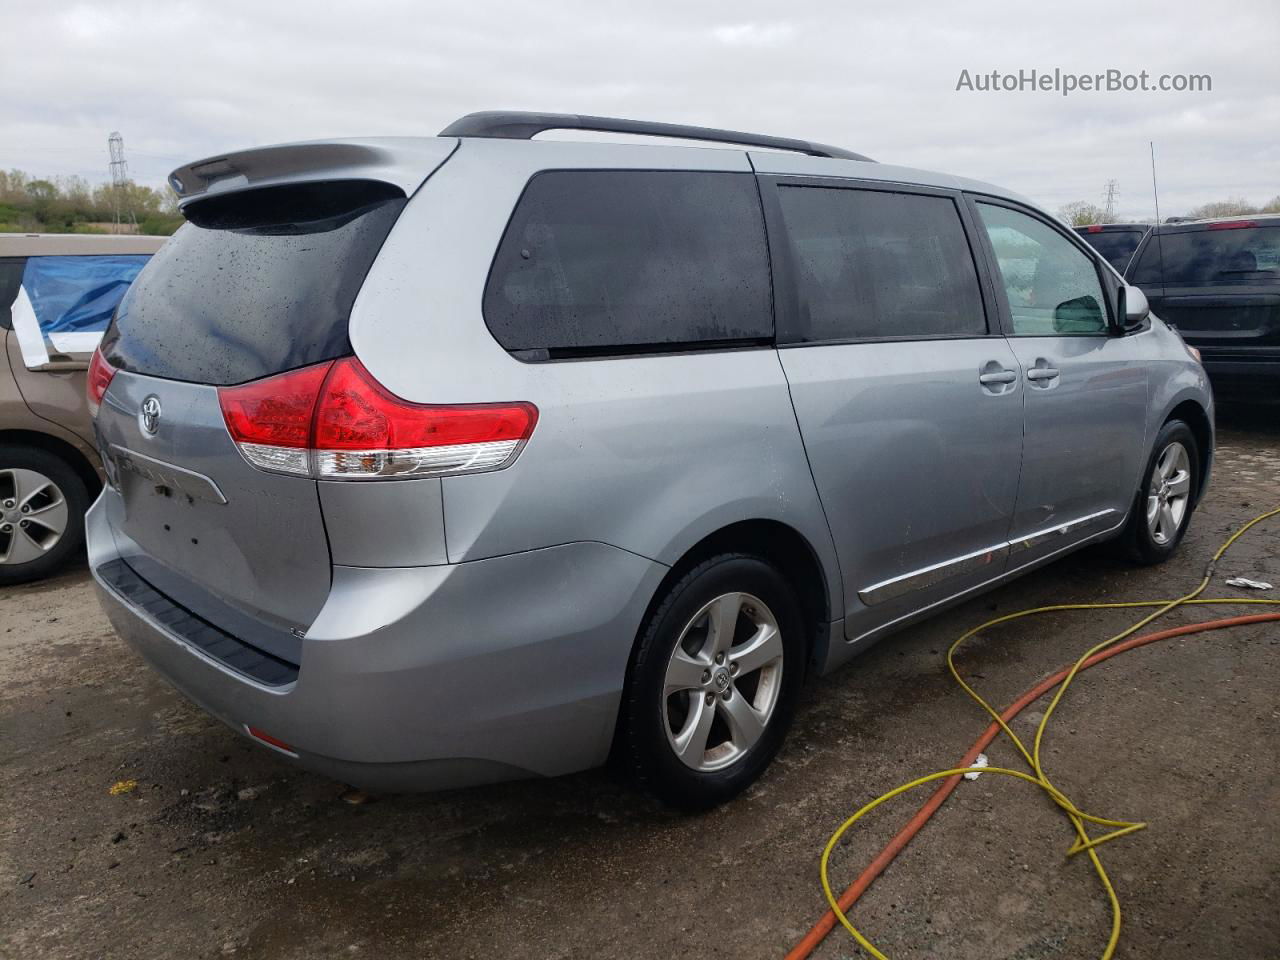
[963,754,989,781]
[1225,577,1274,590]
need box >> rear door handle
[979,371,1017,385]
[1026,367,1060,381]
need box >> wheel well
[0,429,102,498]
[1165,401,1212,503]
[649,520,831,676]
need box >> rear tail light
[218,357,538,480]
[86,346,117,418]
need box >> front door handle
[1026,367,1060,382]
[979,370,1017,385]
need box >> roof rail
[438,111,873,162]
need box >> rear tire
[1121,420,1199,566]
[0,446,89,586]
[619,553,806,810]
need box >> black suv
[1125,215,1280,402]
[1075,223,1151,274]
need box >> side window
[976,203,1109,335]
[1132,226,1280,286]
[0,258,26,329]
[775,186,986,342]
[483,170,772,357]
[1129,236,1164,286]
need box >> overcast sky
[3,0,1277,219]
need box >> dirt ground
[2,406,1277,960]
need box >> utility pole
[107,132,137,234]
[1102,179,1119,222]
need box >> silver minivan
[88,113,1212,808]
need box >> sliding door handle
[979,370,1017,385]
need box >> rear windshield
[1076,229,1145,273]
[101,180,405,385]
[1131,224,1280,286]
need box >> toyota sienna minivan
[88,112,1213,808]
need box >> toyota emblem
[140,395,162,435]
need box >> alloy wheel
[662,591,784,772]
[0,468,69,566]
[1146,441,1191,546]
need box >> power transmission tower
[1102,179,1119,222]
[107,132,137,233]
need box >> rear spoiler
[167,137,458,208]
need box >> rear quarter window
[483,170,772,358]
[1132,225,1280,286]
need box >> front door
[970,198,1149,569]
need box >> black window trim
[963,192,1124,339]
[481,166,778,364]
[757,175,1000,348]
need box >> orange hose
[784,611,1280,960]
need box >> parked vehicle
[1074,222,1151,274]
[87,113,1213,808]
[1,233,164,584]
[1126,215,1280,402]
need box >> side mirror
[1116,285,1149,332]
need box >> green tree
[1058,201,1110,226]
[1185,197,1257,219]
[0,169,182,234]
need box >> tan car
[1,233,165,583]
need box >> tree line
[0,170,184,236]
[1060,194,1280,227]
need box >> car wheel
[620,553,806,810]
[1122,420,1199,566]
[0,446,89,586]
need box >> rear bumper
[1200,352,1280,402]
[88,496,667,791]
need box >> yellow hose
[820,506,1280,960]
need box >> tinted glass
[0,258,24,329]
[775,186,985,342]
[101,181,406,385]
[977,203,1108,335]
[484,171,771,356]
[1131,225,1280,286]
[1076,229,1145,273]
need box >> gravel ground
[2,406,1277,960]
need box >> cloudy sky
[3,0,1277,219]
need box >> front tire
[0,446,89,585]
[619,554,806,810]
[1121,420,1199,566]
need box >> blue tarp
[22,255,151,335]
